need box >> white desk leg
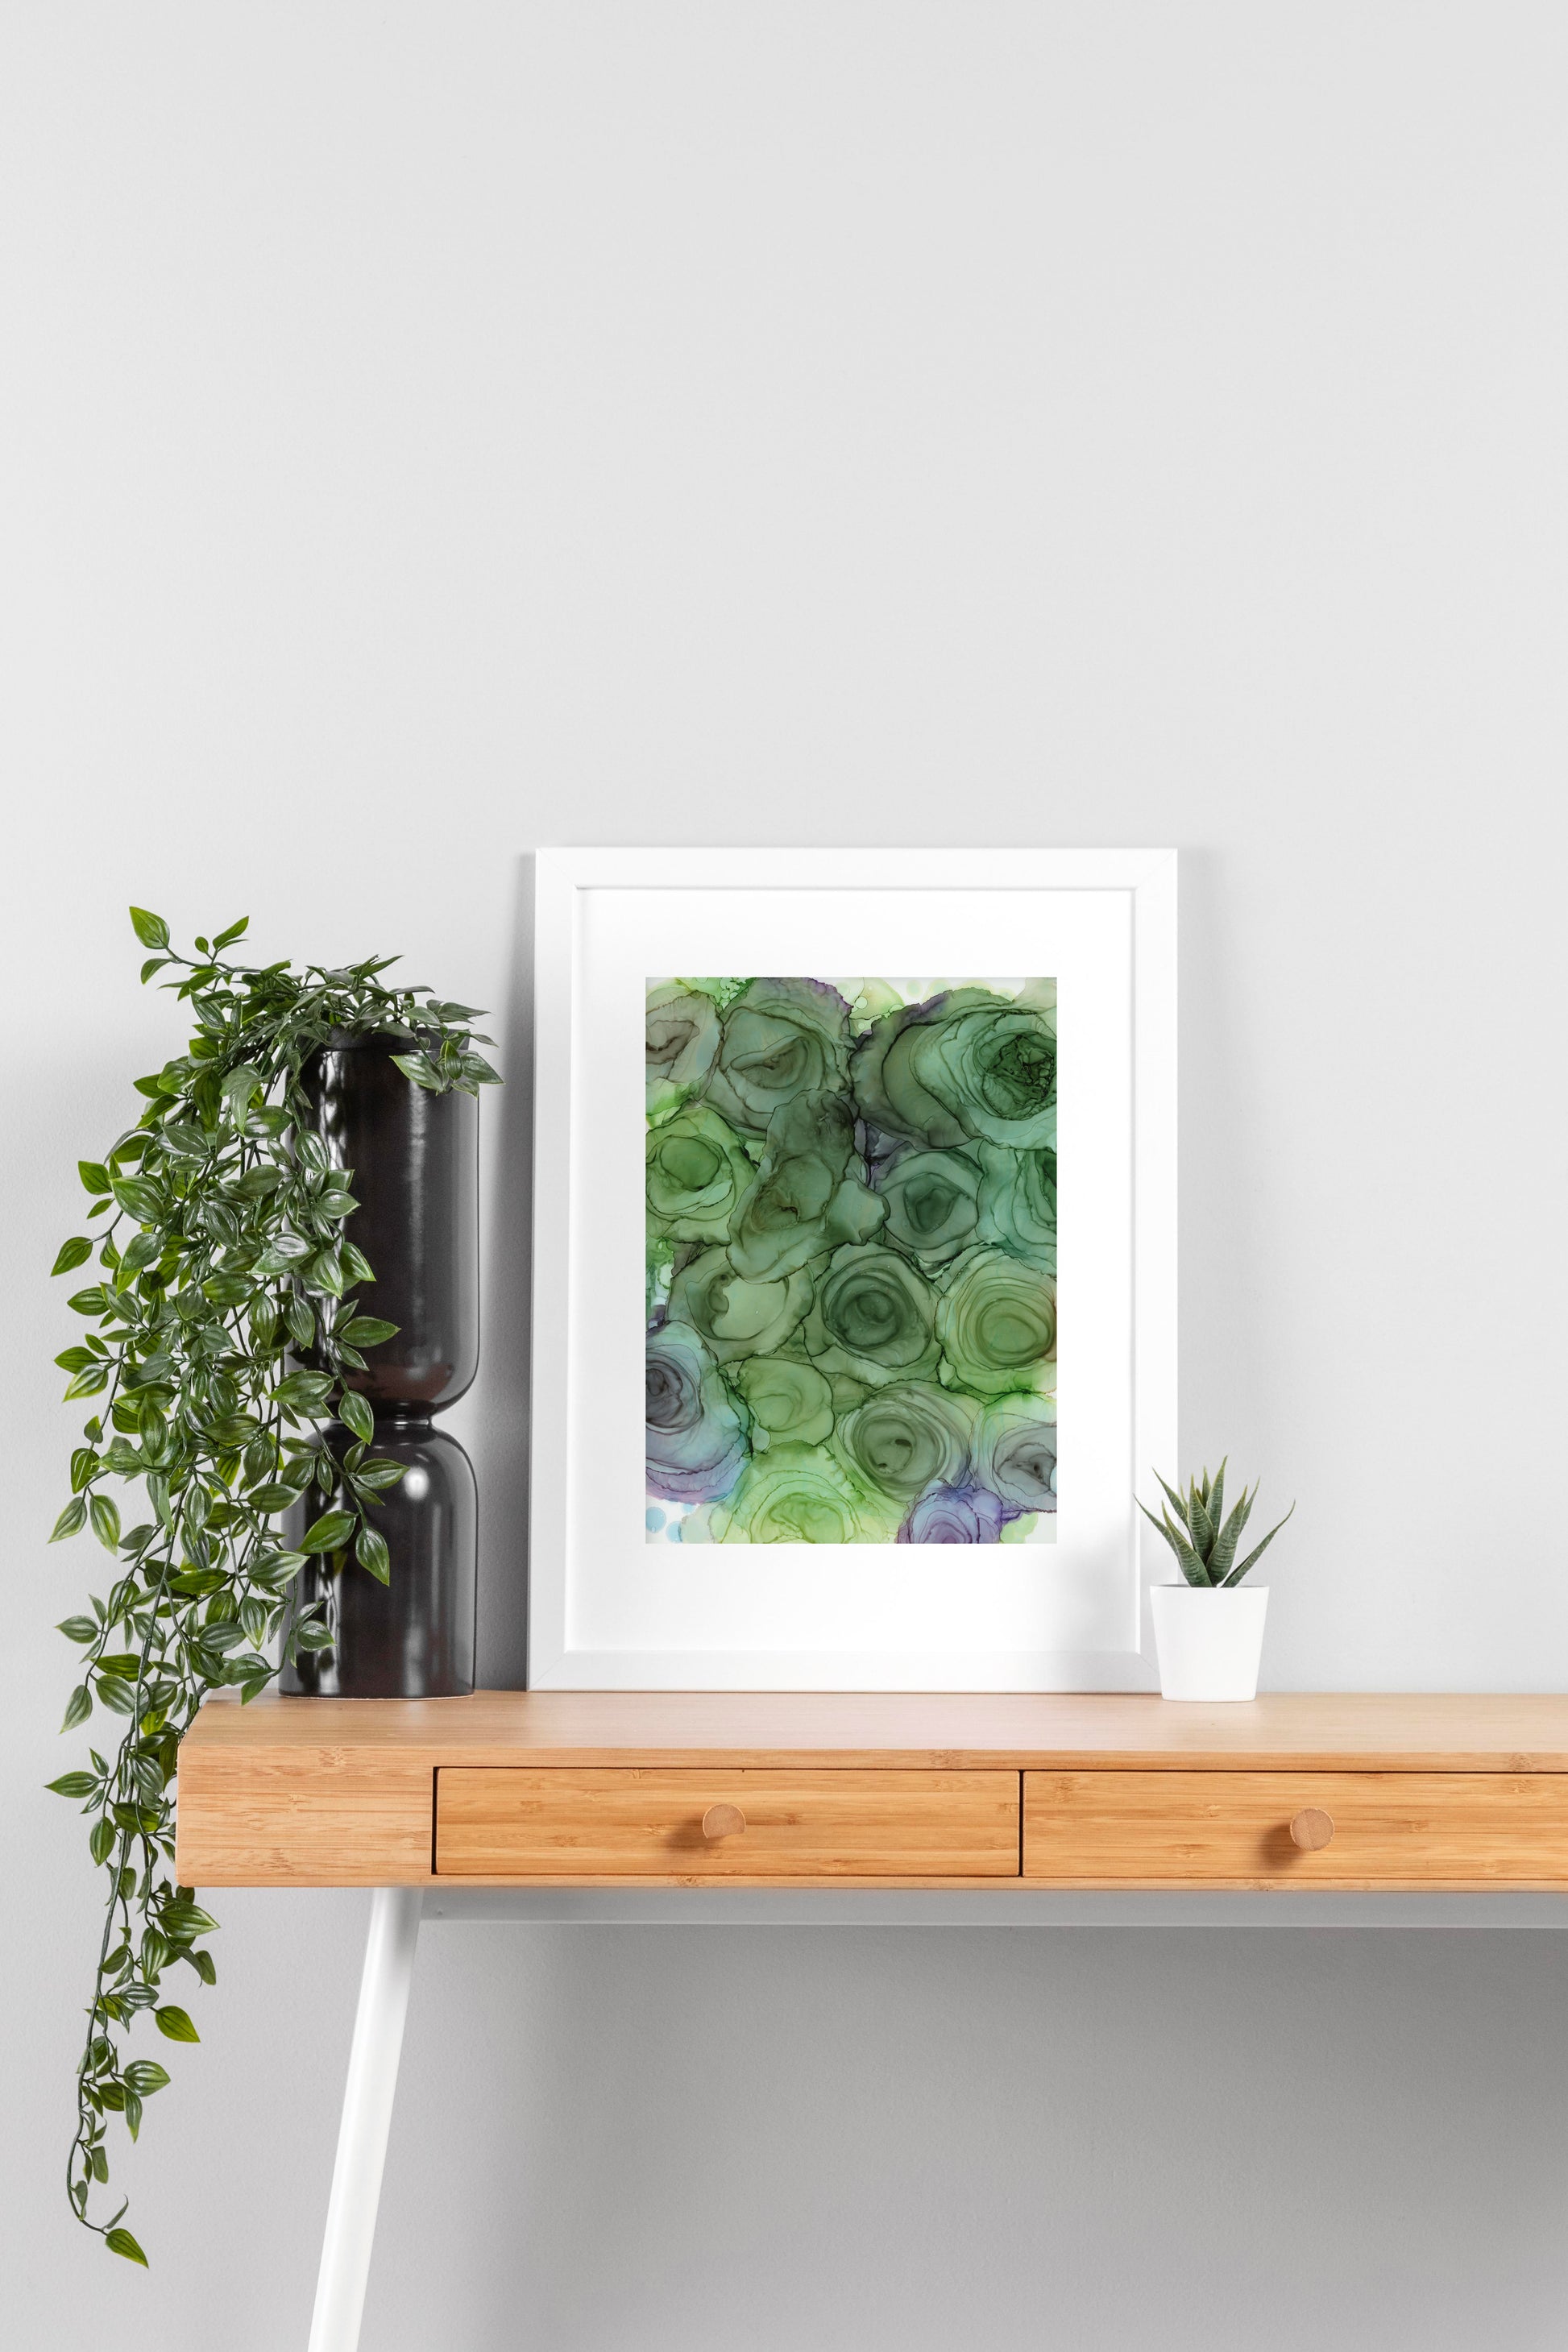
[307,1887,423,2352]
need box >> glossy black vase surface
[280,1420,476,1698]
[280,1035,479,1698]
[303,1033,479,1416]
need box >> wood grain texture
[174,1744,434,1887]
[1024,1772,1568,1887]
[174,1693,1568,1889]
[181,1690,1568,1771]
[435,1768,1022,1879]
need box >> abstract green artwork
[645,977,1057,1545]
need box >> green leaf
[295,1620,335,1651]
[307,1244,346,1297]
[246,1482,299,1513]
[1154,1472,1194,1541]
[57,1616,99,1644]
[67,1284,108,1315]
[52,1236,93,1276]
[276,1370,333,1412]
[355,1458,405,1492]
[1187,1486,1217,1566]
[64,1365,110,1400]
[301,1511,355,1554]
[90,1494,122,1552]
[342,1316,398,1346]
[61,1683,93,1731]
[129,906,171,951]
[390,1051,440,1090]
[154,2005,200,2043]
[211,915,249,949]
[234,1163,284,1200]
[51,1497,88,1542]
[105,2226,148,2267]
[123,2088,143,2142]
[47,1770,98,1797]
[123,2060,172,2096]
[1225,1500,1296,1587]
[201,1270,252,1309]
[1206,1486,1257,1583]
[78,1159,112,1196]
[110,1176,161,1223]
[338,1389,375,1445]
[355,1525,391,1583]
[284,1295,316,1350]
[89,1817,117,1865]
[1137,1496,1209,1587]
[220,1062,264,1113]
[161,1900,218,1939]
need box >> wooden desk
[182,1692,1568,2352]
[180,1689,1568,1893]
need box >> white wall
[2,4,1566,2344]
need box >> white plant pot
[1149,1583,1269,1702]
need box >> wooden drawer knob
[702,1802,746,1841]
[1290,1807,1335,1851]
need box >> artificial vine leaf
[343,1316,398,1346]
[339,1389,375,1446]
[301,1510,355,1553]
[48,911,499,2261]
[355,1526,391,1583]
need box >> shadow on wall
[476,852,534,1687]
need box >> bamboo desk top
[176,1692,1568,1894]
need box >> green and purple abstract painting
[645,977,1056,1545]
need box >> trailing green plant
[47,910,499,2267]
[1138,1462,1294,1588]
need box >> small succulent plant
[1139,1461,1294,1588]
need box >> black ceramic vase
[280,1035,479,1698]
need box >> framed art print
[528,847,1176,1689]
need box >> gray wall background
[3,5,1566,2344]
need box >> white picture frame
[527,846,1176,1690]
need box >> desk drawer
[436,1767,1021,1880]
[1023,1771,1568,1885]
